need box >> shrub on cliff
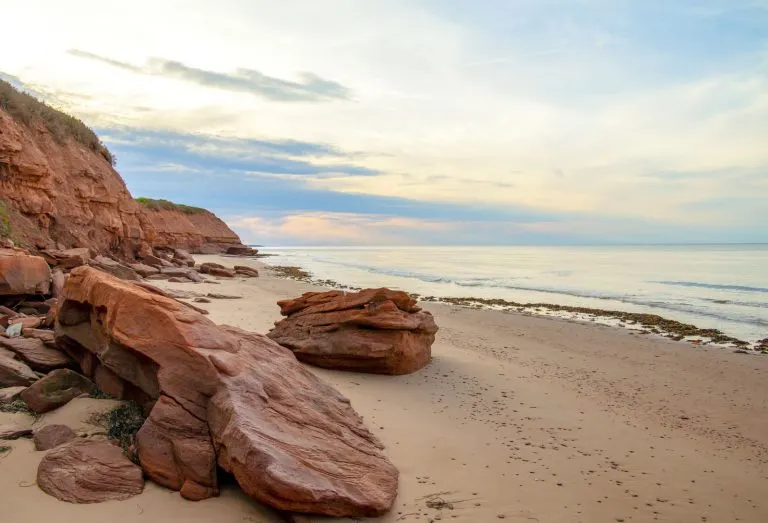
[135,197,208,214]
[0,199,11,238]
[0,79,115,166]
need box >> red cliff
[137,199,243,254]
[0,80,245,257]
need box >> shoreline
[265,264,768,353]
[4,254,768,522]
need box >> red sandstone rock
[54,267,398,516]
[89,255,139,280]
[0,351,38,387]
[0,424,33,439]
[234,265,259,277]
[1,99,248,258]
[136,395,218,501]
[199,262,235,278]
[37,439,144,503]
[129,262,160,277]
[172,248,195,267]
[141,254,168,268]
[0,108,155,257]
[20,369,96,413]
[142,208,243,254]
[0,249,51,295]
[41,247,90,269]
[34,424,77,450]
[8,316,44,329]
[0,336,74,372]
[268,289,437,375]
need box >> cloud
[101,127,379,177]
[68,49,352,102]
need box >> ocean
[258,245,768,344]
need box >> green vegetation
[103,401,146,453]
[135,197,208,214]
[0,398,38,418]
[270,265,312,281]
[0,79,114,165]
[0,199,11,238]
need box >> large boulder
[37,439,144,503]
[19,369,96,413]
[268,289,438,375]
[54,267,398,516]
[0,249,51,295]
[0,336,75,372]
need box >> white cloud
[1,0,766,238]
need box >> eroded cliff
[0,80,245,257]
[137,199,243,253]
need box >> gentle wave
[653,281,768,293]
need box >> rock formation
[268,288,438,375]
[0,99,155,258]
[139,202,243,254]
[0,80,250,257]
[54,266,398,516]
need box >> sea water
[258,245,768,343]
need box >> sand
[2,253,767,523]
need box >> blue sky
[1,0,766,245]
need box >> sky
[1,0,767,245]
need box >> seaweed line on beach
[265,264,766,353]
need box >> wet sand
[2,254,767,522]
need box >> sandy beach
[3,254,768,523]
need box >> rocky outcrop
[37,439,145,503]
[140,206,243,254]
[268,289,438,375]
[0,106,155,258]
[54,267,398,516]
[0,82,251,258]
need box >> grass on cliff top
[136,197,209,215]
[0,79,114,166]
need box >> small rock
[0,424,33,440]
[34,424,77,450]
[37,439,144,503]
[20,369,96,413]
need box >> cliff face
[0,109,155,257]
[0,81,246,257]
[140,207,243,254]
